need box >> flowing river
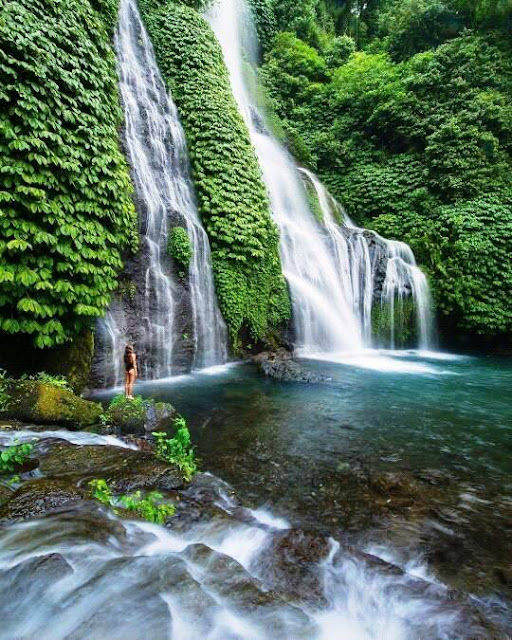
[0,352,510,638]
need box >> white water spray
[301,169,435,350]
[207,0,362,354]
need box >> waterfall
[206,0,434,353]
[301,170,435,350]
[95,0,227,385]
[206,0,362,355]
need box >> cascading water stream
[206,0,435,354]
[301,169,435,350]
[96,0,226,385]
[206,0,362,355]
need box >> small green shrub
[108,394,148,412]
[20,371,71,391]
[89,478,175,524]
[152,416,197,481]
[0,441,34,475]
[167,227,193,268]
[117,279,137,303]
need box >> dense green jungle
[257,0,512,348]
[0,0,511,638]
[1,0,511,367]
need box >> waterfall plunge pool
[93,353,512,617]
[1,352,509,639]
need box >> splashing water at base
[206,0,362,354]
[300,169,436,351]
[0,478,492,640]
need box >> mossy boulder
[106,396,176,435]
[1,380,102,428]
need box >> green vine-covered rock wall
[0,0,137,349]
[138,0,291,350]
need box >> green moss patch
[1,380,102,428]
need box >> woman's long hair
[124,344,134,367]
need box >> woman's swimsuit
[125,355,135,373]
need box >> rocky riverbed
[0,422,506,639]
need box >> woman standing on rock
[124,344,137,398]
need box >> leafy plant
[0,0,137,349]
[117,279,137,303]
[0,369,9,413]
[152,416,198,481]
[89,479,176,524]
[0,441,34,475]
[167,226,193,268]
[20,371,71,390]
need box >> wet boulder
[146,401,177,433]
[1,380,102,428]
[256,528,332,605]
[105,396,177,435]
[256,352,330,383]
[0,478,85,521]
[166,472,242,531]
[38,441,183,493]
[0,552,74,622]
[0,484,14,506]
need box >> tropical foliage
[89,478,176,524]
[167,227,193,268]
[257,0,512,343]
[152,416,197,481]
[0,441,34,475]
[0,0,137,348]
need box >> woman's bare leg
[124,372,129,397]
[128,370,136,398]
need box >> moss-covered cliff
[0,0,137,349]
[138,0,291,350]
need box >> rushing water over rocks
[301,170,435,350]
[92,354,512,634]
[93,0,226,386]
[0,428,505,639]
[207,0,434,354]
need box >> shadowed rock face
[90,251,195,389]
[0,479,84,521]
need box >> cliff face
[137,0,291,353]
